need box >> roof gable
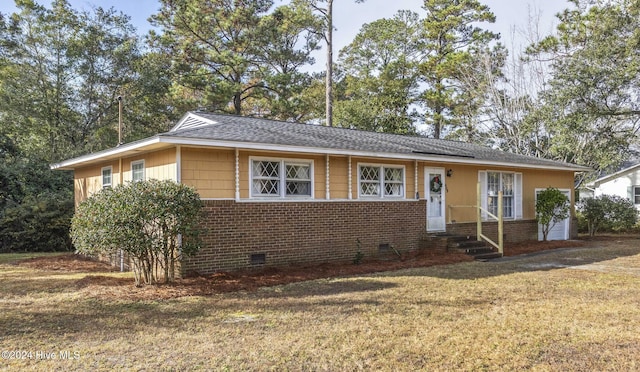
[592,162,640,186]
[170,112,219,132]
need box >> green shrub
[535,188,570,241]
[0,194,74,252]
[0,136,74,253]
[71,180,204,285]
[578,195,638,236]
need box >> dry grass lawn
[2,238,640,370]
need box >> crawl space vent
[378,243,391,252]
[250,253,266,265]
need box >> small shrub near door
[70,180,204,286]
[536,188,570,241]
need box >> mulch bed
[15,239,588,299]
[18,254,118,273]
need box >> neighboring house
[53,112,589,274]
[583,162,640,210]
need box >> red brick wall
[446,218,578,243]
[183,200,427,275]
[182,201,577,275]
[446,219,540,242]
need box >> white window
[359,164,405,198]
[102,166,112,189]
[251,159,312,198]
[131,160,145,182]
[479,171,522,219]
[634,186,640,205]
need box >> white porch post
[326,154,330,199]
[348,156,353,200]
[414,159,418,199]
[235,148,240,201]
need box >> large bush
[0,134,74,252]
[535,188,570,241]
[578,195,638,236]
[71,180,204,285]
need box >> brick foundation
[183,200,427,275]
[446,219,540,242]
[182,201,577,275]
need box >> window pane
[286,181,311,196]
[252,160,281,196]
[360,166,380,182]
[384,168,402,182]
[253,161,279,178]
[102,168,112,188]
[486,172,515,217]
[286,164,310,180]
[384,183,403,196]
[360,182,380,196]
[503,196,513,218]
[132,162,144,182]
[384,167,404,196]
[285,163,311,196]
[502,173,513,196]
[487,172,500,195]
[253,179,279,195]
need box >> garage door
[536,189,571,241]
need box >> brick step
[457,246,495,254]
[448,240,486,249]
[441,234,503,260]
[472,251,503,260]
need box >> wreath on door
[430,175,442,193]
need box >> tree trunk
[233,92,242,115]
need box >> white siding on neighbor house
[593,167,640,210]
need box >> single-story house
[53,112,588,274]
[582,162,640,210]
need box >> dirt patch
[18,253,118,273]
[15,239,592,300]
[503,239,585,256]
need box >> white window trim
[634,186,640,205]
[101,166,113,189]
[249,156,314,199]
[357,163,406,199]
[479,170,522,220]
[131,160,145,182]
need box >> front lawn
[1,238,640,370]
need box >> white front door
[425,167,446,232]
[536,189,571,241]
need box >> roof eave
[50,136,163,170]
[51,132,590,172]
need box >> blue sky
[0,0,569,71]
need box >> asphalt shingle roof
[163,112,585,170]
